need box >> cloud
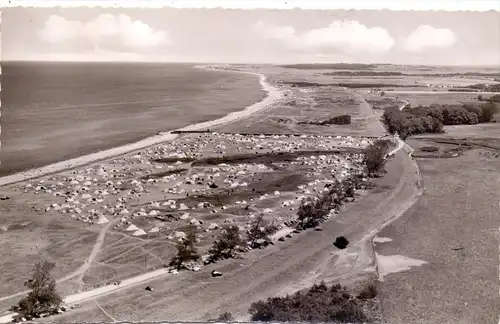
[253,20,395,54]
[402,25,457,52]
[39,14,169,48]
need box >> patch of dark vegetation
[298,115,351,126]
[11,261,63,322]
[410,103,499,125]
[420,146,439,153]
[280,63,377,70]
[169,225,200,270]
[296,175,368,230]
[479,94,500,103]
[206,225,246,264]
[209,312,234,322]
[382,102,499,139]
[247,215,279,249]
[364,140,391,177]
[152,157,195,164]
[183,172,305,207]
[333,236,349,249]
[248,280,378,322]
[282,81,420,89]
[412,140,475,159]
[282,81,326,88]
[366,98,401,111]
[324,71,403,76]
[448,88,480,92]
[171,130,211,134]
[357,281,378,301]
[191,150,362,167]
[141,168,188,180]
[334,83,423,89]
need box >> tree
[207,225,244,263]
[364,140,390,177]
[11,260,62,319]
[247,215,278,247]
[169,225,200,270]
[480,102,499,122]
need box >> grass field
[0,190,99,300]
[375,139,500,324]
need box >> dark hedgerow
[296,175,366,230]
[382,102,499,139]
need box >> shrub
[207,225,245,263]
[420,146,439,153]
[169,225,200,270]
[328,115,351,125]
[11,261,62,319]
[247,215,278,247]
[357,282,378,300]
[209,311,234,322]
[364,140,391,176]
[480,102,499,122]
[248,281,369,322]
[296,176,364,230]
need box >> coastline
[0,66,282,187]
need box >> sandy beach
[0,66,282,187]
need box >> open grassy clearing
[375,141,500,324]
[381,92,484,106]
[0,189,99,300]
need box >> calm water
[0,62,265,176]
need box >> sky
[2,6,500,65]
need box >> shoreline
[0,66,282,187]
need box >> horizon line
[4,0,500,11]
[2,60,500,68]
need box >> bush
[207,225,245,263]
[247,215,278,247]
[296,176,364,230]
[329,115,351,125]
[209,311,234,322]
[364,140,391,176]
[357,282,378,300]
[11,261,62,319]
[248,281,370,322]
[480,102,499,122]
[169,225,200,270]
[420,146,439,153]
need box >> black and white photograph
[0,2,499,323]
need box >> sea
[0,62,266,176]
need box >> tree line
[382,102,498,139]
